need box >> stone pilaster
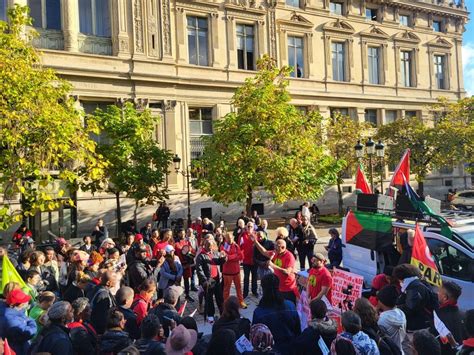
[63,0,79,52]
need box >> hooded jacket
[341,331,380,355]
[99,328,132,354]
[378,308,406,353]
[220,242,243,275]
[36,323,74,355]
[0,305,37,355]
[292,317,338,355]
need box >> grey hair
[48,301,71,321]
[71,297,89,315]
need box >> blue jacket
[327,237,343,267]
[36,323,74,355]
[252,300,301,355]
[158,259,183,290]
[0,306,37,355]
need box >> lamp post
[354,138,383,193]
[173,154,192,228]
[375,141,385,193]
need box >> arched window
[79,0,110,37]
[28,0,61,30]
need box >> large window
[434,55,446,90]
[28,0,61,30]
[237,24,254,71]
[400,50,413,87]
[329,1,343,15]
[332,42,345,81]
[368,47,380,85]
[364,109,377,126]
[187,16,209,66]
[0,0,7,22]
[79,0,111,37]
[189,107,213,159]
[288,36,304,78]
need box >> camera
[342,284,353,296]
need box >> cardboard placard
[331,269,364,311]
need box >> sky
[463,0,474,96]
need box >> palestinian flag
[411,225,442,287]
[387,149,410,196]
[355,164,372,194]
[345,210,393,250]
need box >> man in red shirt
[254,238,299,304]
[239,221,258,298]
[307,253,332,302]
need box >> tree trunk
[337,177,344,217]
[134,200,138,227]
[115,192,122,239]
[245,186,253,216]
[418,180,425,198]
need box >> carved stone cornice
[393,30,421,44]
[359,25,389,40]
[427,36,453,49]
[224,2,266,13]
[323,19,355,35]
[176,0,220,14]
[277,12,314,32]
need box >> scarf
[401,276,418,293]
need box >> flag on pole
[387,149,410,196]
[345,210,393,250]
[410,225,442,287]
[0,255,27,294]
[355,164,372,194]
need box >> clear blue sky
[463,0,474,95]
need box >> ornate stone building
[1,0,471,236]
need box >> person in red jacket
[239,221,258,299]
[12,224,33,247]
[191,217,203,245]
[220,233,247,309]
[152,229,173,258]
[132,279,156,327]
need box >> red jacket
[153,241,170,258]
[220,242,243,275]
[132,294,150,326]
[239,231,255,265]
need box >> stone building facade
[1,0,471,237]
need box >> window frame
[432,20,442,32]
[189,107,213,136]
[434,54,446,90]
[367,46,381,85]
[365,7,378,22]
[399,14,411,27]
[28,0,62,30]
[400,50,413,87]
[0,0,7,22]
[329,1,344,16]
[288,35,304,78]
[187,15,210,67]
[236,23,255,71]
[79,0,111,37]
[331,41,346,82]
[385,110,397,124]
[364,109,378,126]
[286,0,302,8]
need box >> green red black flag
[345,210,393,250]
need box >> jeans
[223,273,244,303]
[298,247,314,270]
[242,264,258,297]
[204,279,223,317]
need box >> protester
[292,299,337,355]
[307,253,332,302]
[253,231,274,281]
[206,328,236,355]
[63,274,90,303]
[25,269,41,302]
[68,297,98,355]
[140,222,153,244]
[369,266,396,306]
[180,316,209,355]
[242,324,277,355]
[196,240,227,323]
[458,309,474,354]
[397,229,414,265]
[156,202,171,229]
[252,274,301,354]
[239,221,258,299]
[338,310,380,355]
[28,291,55,336]
[376,285,406,353]
[151,285,183,337]
[80,235,97,254]
[99,308,133,354]
[128,245,154,291]
[284,221,299,256]
[220,233,246,308]
[12,224,33,247]
[165,324,198,355]
[92,218,109,247]
[35,301,74,355]
[325,228,342,268]
[152,229,173,258]
[212,296,251,339]
[116,286,140,340]
[132,279,156,326]
[89,270,118,334]
[412,329,441,355]
[134,314,166,355]
[298,215,317,270]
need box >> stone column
[63,0,79,52]
[111,0,131,57]
[356,107,365,123]
[163,100,179,187]
[225,14,237,70]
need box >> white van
[342,217,474,311]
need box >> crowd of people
[0,207,472,355]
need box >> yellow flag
[1,255,27,294]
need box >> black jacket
[89,285,117,335]
[69,321,98,355]
[195,251,226,285]
[99,329,132,354]
[36,323,74,355]
[212,317,251,339]
[431,304,466,355]
[253,239,274,268]
[128,259,151,290]
[63,283,85,303]
[150,303,182,337]
[299,224,317,250]
[397,279,439,331]
[79,244,97,254]
[134,338,166,355]
[292,318,337,355]
[118,306,140,340]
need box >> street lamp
[354,137,384,193]
[354,140,364,158]
[375,141,385,193]
[173,154,192,228]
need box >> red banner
[410,225,442,287]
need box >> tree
[375,113,461,196]
[90,102,172,235]
[195,56,343,214]
[325,114,370,215]
[0,6,105,230]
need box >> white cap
[165,244,175,254]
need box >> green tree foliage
[91,103,172,231]
[325,114,370,215]
[0,6,105,230]
[195,56,344,213]
[376,110,464,195]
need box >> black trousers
[204,279,223,317]
[298,247,314,270]
[243,264,258,297]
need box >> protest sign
[331,269,363,311]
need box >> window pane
[201,108,213,120]
[435,55,445,89]
[28,0,43,28]
[79,0,93,35]
[190,121,202,135]
[368,47,380,84]
[1,0,7,21]
[400,15,409,26]
[198,28,208,66]
[286,0,300,7]
[296,46,303,78]
[247,51,254,70]
[46,0,61,30]
[288,36,303,78]
[433,21,441,32]
[332,42,345,81]
[330,1,342,15]
[95,0,110,37]
[365,109,377,126]
[405,110,417,118]
[385,110,397,124]
[401,51,412,87]
[201,120,213,135]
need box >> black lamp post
[173,154,192,228]
[354,137,383,193]
[375,141,385,193]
